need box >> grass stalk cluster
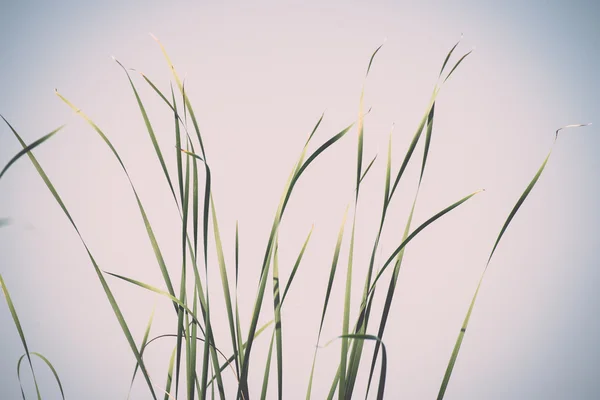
[0,35,591,399]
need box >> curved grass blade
[16,352,65,400]
[2,117,158,399]
[437,123,591,399]
[0,125,64,181]
[1,273,42,400]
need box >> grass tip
[555,122,593,138]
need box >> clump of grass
[0,35,591,400]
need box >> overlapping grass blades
[2,116,158,399]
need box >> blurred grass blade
[1,273,42,400]
[437,123,591,399]
[0,125,64,181]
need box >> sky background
[1,0,599,399]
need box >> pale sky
[1,1,599,399]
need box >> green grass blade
[103,271,205,330]
[260,332,276,400]
[339,214,356,400]
[340,42,384,400]
[443,50,474,84]
[164,346,177,400]
[272,240,283,400]
[439,34,463,77]
[54,91,177,308]
[384,126,393,203]
[30,352,65,400]
[371,190,482,294]
[358,154,377,187]
[437,123,591,399]
[306,207,348,400]
[113,58,178,205]
[346,41,471,389]
[210,194,241,376]
[127,306,156,400]
[1,273,42,400]
[0,125,64,181]
[365,101,436,397]
[341,335,387,400]
[238,117,351,400]
[2,117,158,399]
[151,34,207,160]
[280,225,314,305]
[235,221,245,371]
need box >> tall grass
[0,35,591,399]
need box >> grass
[0,35,592,399]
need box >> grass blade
[0,125,64,181]
[272,240,283,400]
[127,306,156,400]
[260,332,276,400]
[437,123,591,399]
[113,58,178,205]
[1,273,42,400]
[306,207,349,400]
